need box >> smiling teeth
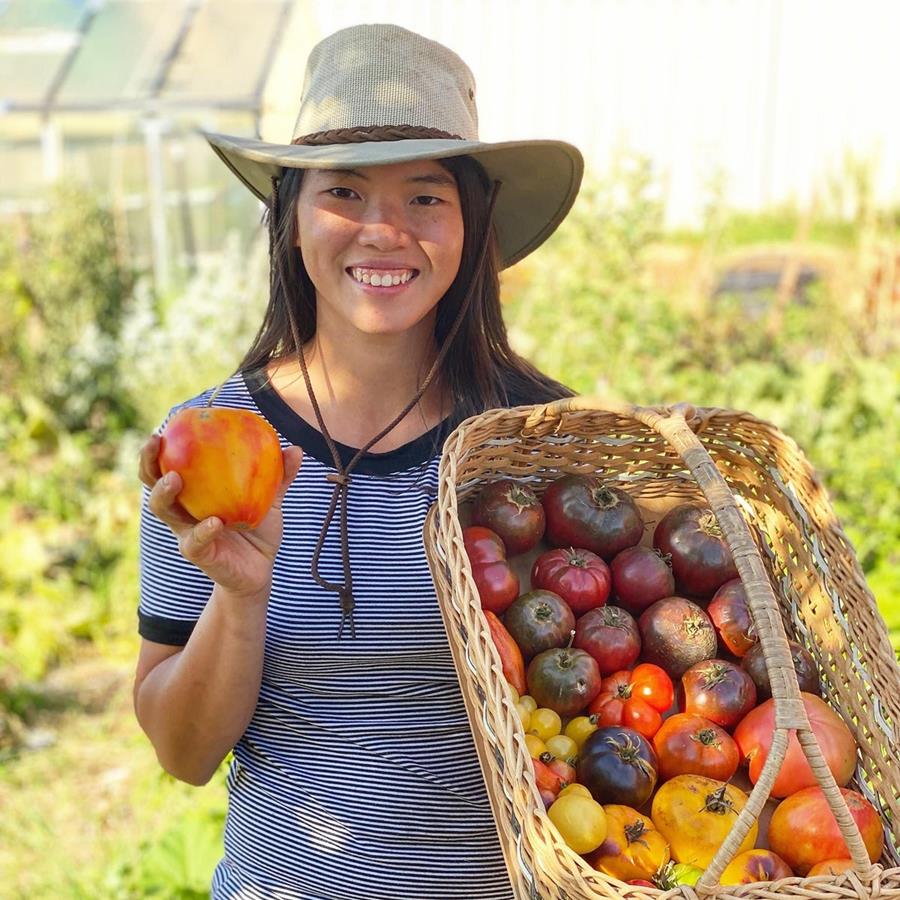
[351,268,415,286]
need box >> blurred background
[1,1,898,896]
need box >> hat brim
[203,131,583,269]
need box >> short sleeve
[137,483,215,644]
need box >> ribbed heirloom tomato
[531,548,611,615]
[471,479,545,555]
[462,526,520,614]
[159,407,283,530]
[588,805,670,882]
[588,664,674,740]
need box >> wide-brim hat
[203,23,583,269]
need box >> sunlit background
[1,1,898,896]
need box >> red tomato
[542,475,644,561]
[574,605,641,675]
[653,713,740,782]
[707,579,757,657]
[159,407,283,530]
[734,692,858,797]
[532,755,566,795]
[483,611,526,695]
[471,479,545,555]
[531,548,611,615]
[768,786,883,875]
[610,545,675,616]
[678,659,757,731]
[462,525,506,565]
[463,526,520,614]
[588,664,674,739]
[653,503,738,598]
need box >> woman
[134,23,583,899]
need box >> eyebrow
[324,168,456,187]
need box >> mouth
[346,266,419,287]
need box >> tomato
[542,475,644,561]
[733,692,857,797]
[741,639,820,699]
[558,783,592,800]
[720,849,794,884]
[573,605,641,675]
[653,503,738,598]
[544,755,576,787]
[610,546,675,616]
[548,793,608,854]
[527,646,602,717]
[471,479,545,555]
[652,861,704,888]
[545,734,579,765]
[807,859,856,876]
[678,659,757,730]
[503,590,575,660]
[159,407,283,530]
[577,726,659,808]
[483,611,526,695]
[524,734,547,758]
[528,707,562,742]
[707,579,757,657]
[651,774,757,868]
[588,664,674,740]
[767,786,883,875]
[638,597,717,679]
[588,805,670,882]
[463,526,520,613]
[531,548,611,615]
[531,755,566,795]
[565,714,600,749]
[652,713,740,782]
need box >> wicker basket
[423,396,900,900]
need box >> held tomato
[678,659,757,730]
[610,546,675,616]
[707,579,757,657]
[542,475,644,561]
[471,479,545,555]
[588,805,670,882]
[720,849,794,885]
[651,774,757,869]
[463,526,520,614]
[767,786,884,875]
[159,407,283,530]
[531,548,611,615]
[588,664,674,740]
[733,692,858,798]
[503,590,575,660]
[653,713,740,782]
[574,605,641,675]
[653,503,738,598]
[577,726,659,809]
[526,646,602,718]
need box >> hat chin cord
[268,164,501,639]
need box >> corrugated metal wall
[262,0,900,226]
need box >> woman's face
[295,159,464,342]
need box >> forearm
[135,584,269,785]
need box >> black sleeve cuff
[137,610,197,646]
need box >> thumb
[275,445,303,506]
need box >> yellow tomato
[564,715,599,749]
[528,707,562,742]
[651,775,757,869]
[507,684,520,703]
[545,734,579,764]
[519,695,538,714]
[589,805,670,882]
[548,794,608,855]
[524,734,547,759]
[514,700,533,731]
[557,783,593,800]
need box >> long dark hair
[237,155,573,428]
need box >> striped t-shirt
[138,371,518,899]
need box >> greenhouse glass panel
[56,1,186,107]
[162,0,288,104]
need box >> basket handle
[527,395,878,892]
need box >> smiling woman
[132,22,582,900]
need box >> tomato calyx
[564,547,590,567]
[604,605,633,631]
[654,548,673,568]
[604,732,655,777]
[506,484,539,514]
[615,682,634,700]
[589,485,622,510]
[700,662,731,687]
[691,727,722,748]
[703,784,736,815]
[698,511,724,538]
[624,819,651,848]
[684,614,711,638]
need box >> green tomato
[653,861,704,889]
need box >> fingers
[274,446,303,507]
[147,469,197,530]
[178,516,223,563]
[138,435,162,488]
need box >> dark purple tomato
[577,726,659,807]
[471,479,545,556]
[653,503,738,598]
[610,546,675,615]
[742,639,820,699]
[638,597,717,680]
[542,475,644,561]
[574,605,642,675]
[502,590,575,660]
[526,646,602,717]
[678,659,758,731]
[708,579,757,657]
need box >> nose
[356,198,410,250]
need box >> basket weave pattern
[423,398,900,899]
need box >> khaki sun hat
[203,23,583,269]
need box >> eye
[327,187,359,199]
[412,195,442,207]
